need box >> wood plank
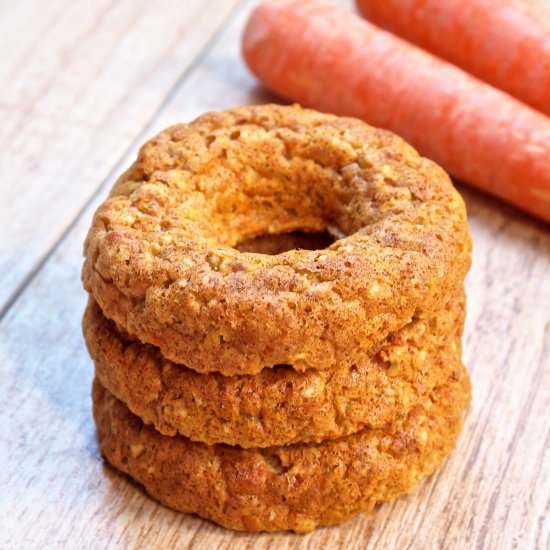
[0,0,242,312]
[1,0,549,548]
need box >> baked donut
[82,104,471,376]
[84,292,465,447]
[93,370,471,533]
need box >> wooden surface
[0,1,548,548]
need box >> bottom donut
[92,367,470,533]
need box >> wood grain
[0,0,242,312]
[0,0,549,548]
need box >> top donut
[83,104,471,376]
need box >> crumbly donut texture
[93,371,470,533]
[83,104,471,375]
[85,291,465,447]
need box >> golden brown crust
[85,291,465,447]
[93,369,471,533]
[82,104,471,375]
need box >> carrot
[242,0,550,221]
[356,0,550,116]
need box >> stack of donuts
[82,105,472,533]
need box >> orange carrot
[242,0,550,221]
[356,0,550,116]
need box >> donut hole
[200,122,376,249]
[235,230,335,255]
